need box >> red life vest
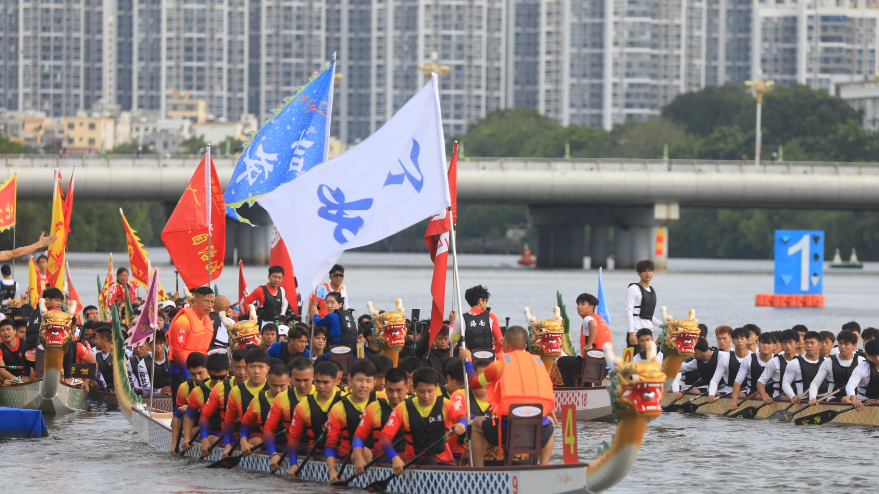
[581,314,611,352]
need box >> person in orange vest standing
[168,286,215,399]
[555,293,611,387]
[460,326,556,466]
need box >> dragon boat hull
[87,390,174,412]
[0,380,86,414]
[554,387,613,421]
[124,405,593,494]
[659,394,879,425]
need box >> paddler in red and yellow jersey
[378,367,465,475]
[448,359,492,463]
[280,362,342,475]
[221,347,270,457]
[464,326,556,466]
[351,368,409,475]
[238,363,291,456]
[181,352,238,453]
[190,349,247,453]
[168,286,215,398]
[170,352,208,454]
[324,360,382,483]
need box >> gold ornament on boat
[222,304,261,349]
[367,299,407,367]
[524,306,565,374]
[39,298,77,352]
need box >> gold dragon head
[39,298,77,352]
[367,299,407,350]
[657,307,700,358]
[524,306,565,358]
[605,342,665,420]
[222,304,261,349]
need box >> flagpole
[149,263,156,415]
[205,145,212,288]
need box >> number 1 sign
[774,230,824,295]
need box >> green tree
[0,135,24,154]
[451,108,561,157]
[661,84,754,137]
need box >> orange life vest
[486,350,555,418]
[168,307,212,363]
[581,314,611,352]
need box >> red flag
[63,166,75,240]
[270,226,300,316]
[424,214,451,349]
[65,262,83,325]
[238,259,248,308]
[161,152,226,289]
[0,174,16,232]
[449,141,458,225]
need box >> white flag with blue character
[259,75,450,292]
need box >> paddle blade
[207,455,244,469]
[365,477,393,492]
[795,408,845,426]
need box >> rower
[92,326,115,392]
[557,293,612,387]
[398,356,423,395]
[167,286,215,401]
[842,321,864,358]
[791,324,808,356]
[241,266,288,326]
[258,323,279,352]
[310,291,357,347]
[369,354,394,392]
[324,360,380,483]
[268,324,311,364]
[451,285,504,358]
[809,330,863,405]
[783,331,826,403]
[221,347,271,457]
[742,323,762,354]
[277,362,342,475]
[448,359,491,464]
[170,351,208,454]
[625,260,661,348]
[239,363,291,456]
[0,318,30,385]
[861,327,878,347]
[288,357,315,404]
[378,367,464,475]
[708,327,751,402]
[633,329,663,362]
[182,353,231,452]
[757,329,799,404]
[728,333,774,409]
[442,358,465,399]
[464,326,555,467]
[714,326,732,353]
[671,337,713,398]
[818,331,836,359]
[846,339,879,410]
[351,368,408,475]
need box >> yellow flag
[46,175,66,290]
[27,257,38,304]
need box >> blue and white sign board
[774,230,823,295]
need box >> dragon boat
[0,301,87,414]
[110,308,665,494]
[658,393,879,425]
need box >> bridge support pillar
[225,205,272,265]
[590,225,609,269]
[530,206,585,268]
[615,227,634,269]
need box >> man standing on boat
[310,264,349,318]
[168,286,215,400]
[242,266,288,326]
[625,260,662,348]
[451,285,503,358]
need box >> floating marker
[811,274,820,286]
[781,275,792,285]
[781,236,791,244]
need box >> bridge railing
[2,154,879,174]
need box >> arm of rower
[846,364,868,409]
[756,361,774,403]
[808,360,832,404]
[729,381,743,410]
[707,353,729,400]
[489,313,503,355]
[781,361,798,401]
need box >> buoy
[517,244,536,266]
[755,294,825,308]
[832,248,843,265]
[849,248,860,264]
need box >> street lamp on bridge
[744,77,774,167]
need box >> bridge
[5,155,879,268]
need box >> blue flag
[225,57,336,225]
[596,267,612,324]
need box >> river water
[3,254,879,492]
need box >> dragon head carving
[39,298,77,352]
[524,306,565,358]
[604,341,665,420]
[657,307,700,358]
[367,299,407,350]
[222,304,261,349]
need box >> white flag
[258,75,451,292]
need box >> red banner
[424,144,456,348]
[0,174,16,232]
[448,142,458,225]
[238,259,248,308]
[269,226,300,316]
[161,153,226,289]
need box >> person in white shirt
[708,327,751,402]
[742,323,761,354]
[0,264,19,306]
[845,339,879,409]
[671,338,714,397]
[783,331,826,402]
[632,328,663,362]
[757,329,799,403]
[728,332,774,409]
[809,330,862,404]
[625,260,662,347]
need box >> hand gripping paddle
[364,432,455,492]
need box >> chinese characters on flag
[120,208,151,287]
[0,174,16,232]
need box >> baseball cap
[277,325,289,337]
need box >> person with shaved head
[208,295,231,355]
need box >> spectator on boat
[310,264,349,317]
[168,286,215,399]
[557,293,612,387]
[351,367,408,476]
[324,359,379,483]
[239,363,291,456]
[463,326,556,467]
[281,361,343,476]
[221,347,271,458]
[268,324,311,363]
[0,318,30,384]
[625,260,661,348]
[92,325,115,392]
[259,323,279,351]
[809,330,863,405]
[242,266,288,326]
[451,285,503,357]
[846,339,879,409]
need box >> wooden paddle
[331,436,408,487]
[662,378,703,411]
[364,432,455,492]
[722,390,761,416]
[794,399,877,426]
[732,389,810,419]
[177,428,201,455]
[665,391,709,413]
[210,429,288,469]
[764,389,839,422]
[683,392,732,413]
[200,433,230,458]
[289,432,326,478]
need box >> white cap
[277,324,289,336]
[161,301,176,309]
